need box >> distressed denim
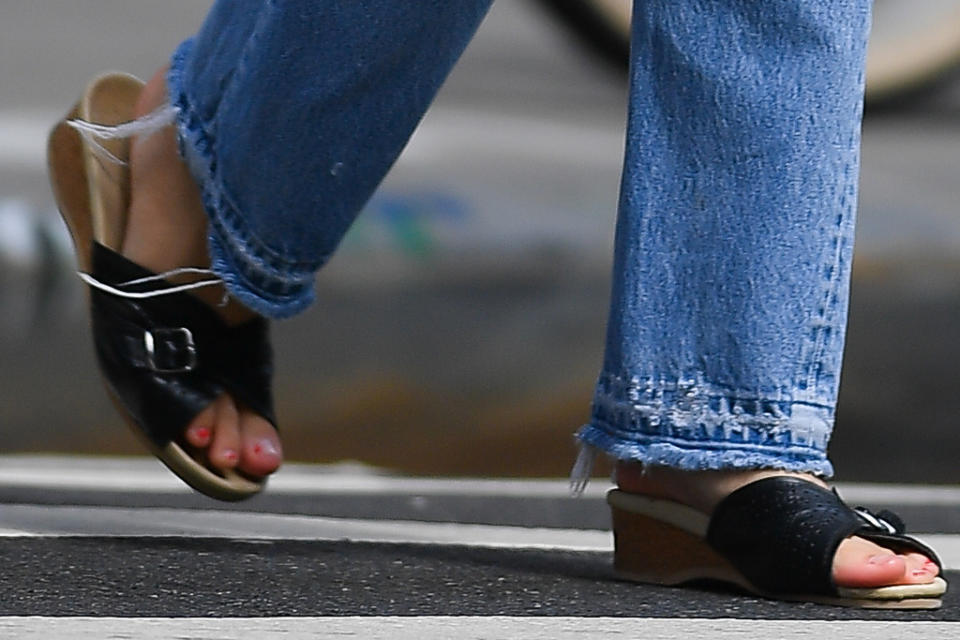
[576,0,871,476]
[167,0,493,316]
[168,0,871,475]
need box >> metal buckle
[144,327,197,373]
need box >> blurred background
[1,1,959,482]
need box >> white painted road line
[3,456,959,505]
[0,505,612,551]
[0,110,62,169]
[836,483,960,507]
[0,455,613,498]
[0,617,957,640]
[913,534,960,571]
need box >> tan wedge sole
[608,489,946,609]
[47,72,265,502]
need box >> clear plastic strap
[66,103,178,165]
[77,266,223,301]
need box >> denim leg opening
[569,0,873,486]
[167,39,318,319]
[577,372,835,478]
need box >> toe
[901,552,940,584]
[833,537,907,588]
[207,395,241,470]
[183,405,215,448]
[238,409,283,478]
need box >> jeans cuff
[167,38,316,319]
[580,372,835,476]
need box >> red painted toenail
[195,428,211,440]
[253,444,262,454]
[223,450,238,461]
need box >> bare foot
[124,67,283,479]
[616,463,939,589]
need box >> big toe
[238,410,283,478]
[832,537,938,588]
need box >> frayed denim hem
[575,422,834,478]
[207,233,315,319]
[577,372,837,478]
[167,39,317,320]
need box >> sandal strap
[705,476,940,596]
[88,242,276,446]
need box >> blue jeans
[168,0,871,476]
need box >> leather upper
[705,476,942,596]
[88,242,276,448]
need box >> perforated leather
[705,477,942,596]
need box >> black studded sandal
[47,72,275,501]
[608,476,947,609]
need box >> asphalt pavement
[2,456,959,634]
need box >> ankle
[133,66,170,122]
[124,68,256,326]
[126,73,207,269]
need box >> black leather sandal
[608,476,947,608]
[47,72,275,501]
